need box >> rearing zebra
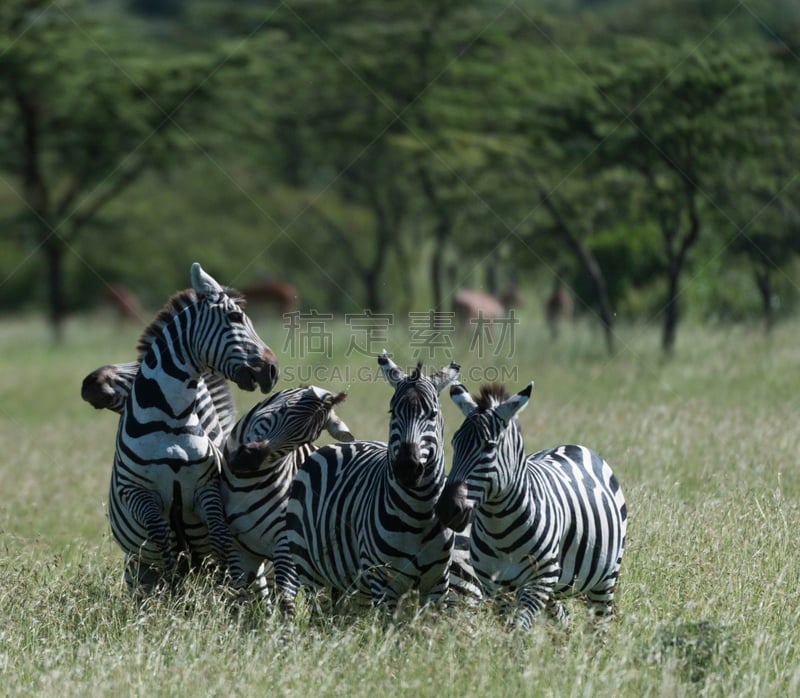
[109,263,279,593]
[278,352,459,614]
[435,382,627,631]
[82,363,355,600]
[220,385,354,600]
[82,361,237,450]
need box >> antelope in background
[240,280,298,318]
[544,279,574,339]
[102,284,145,323]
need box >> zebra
[277,352,460,615]
[220,385,354,601]
[82,361,236,450]
[82,362,356,600]
[435,382,627,631]
[108,262,279,593]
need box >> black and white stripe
[436,382,627,630]
[82,361,236,450]
[220,385,354,599]
[278,352,460,614]
[108,263,278,593]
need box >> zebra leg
[227,538,266,602]
[585,579,617,636]
[364,571,397,617]
[124,552,169,596]
[123,487,173,569]
[193,481,232,578]
[545,599,569,627]
[273,530,299,617]
[422,570,450,609]
[513,583,552,632]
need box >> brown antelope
[544,280,574,339]
[102,284,145,323]
[453,288,506,328]
[240,280,298,317]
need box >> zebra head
[226,385,354,473]
[188,263,279,393]
[378,350,460,489]
[436,381,532,532]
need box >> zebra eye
[229,310,244,324]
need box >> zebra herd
[82,263,627,631]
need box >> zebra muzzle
[234,360,279,393]
[435,480,472,532]
[228,440,272,474]
[391,442,424,488]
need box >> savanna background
[1,1,799,696]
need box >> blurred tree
[569,40,790,351]
[0,0,219,339]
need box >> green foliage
[0,0,798,344]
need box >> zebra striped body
[436,383,626,630]
[220,386,354,598]
[82,360,236,450]
[109,263,278,593]
[279,354,460,613]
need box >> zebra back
[81,360,236,450]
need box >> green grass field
[1,313,799,697]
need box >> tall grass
[1,313,799,696]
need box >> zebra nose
[392,442,423,487]
[436,480,471,532]
[228,439,272,474]
[237,354,279,393]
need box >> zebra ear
[450,381,478,417]
[326,408,355,442]
[191,262,224,300]
[430,360,460,394]
[378,349,405,388]
[307,385,332,401]
[494,382,534,425]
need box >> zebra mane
[201,371,237,438]
[409,361,424,381]
[475,383,510,411]
[135,286,243,360]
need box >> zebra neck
[479,458,535,519]
[222,443,316,481]
[387,455,445,515]
[136,339,202,420]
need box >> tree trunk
[572,239,614,354]
[539,193,614,354]
[44,239,66,342]
[418,166,451,313]
[662,262,680,354]
[364,266,382,312]
[430,241,446,313]
[754,267,774,334]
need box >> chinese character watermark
[408,310,455,360]
[344,310,394,357]
[468,309,519,359]
[282,310,334,358]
